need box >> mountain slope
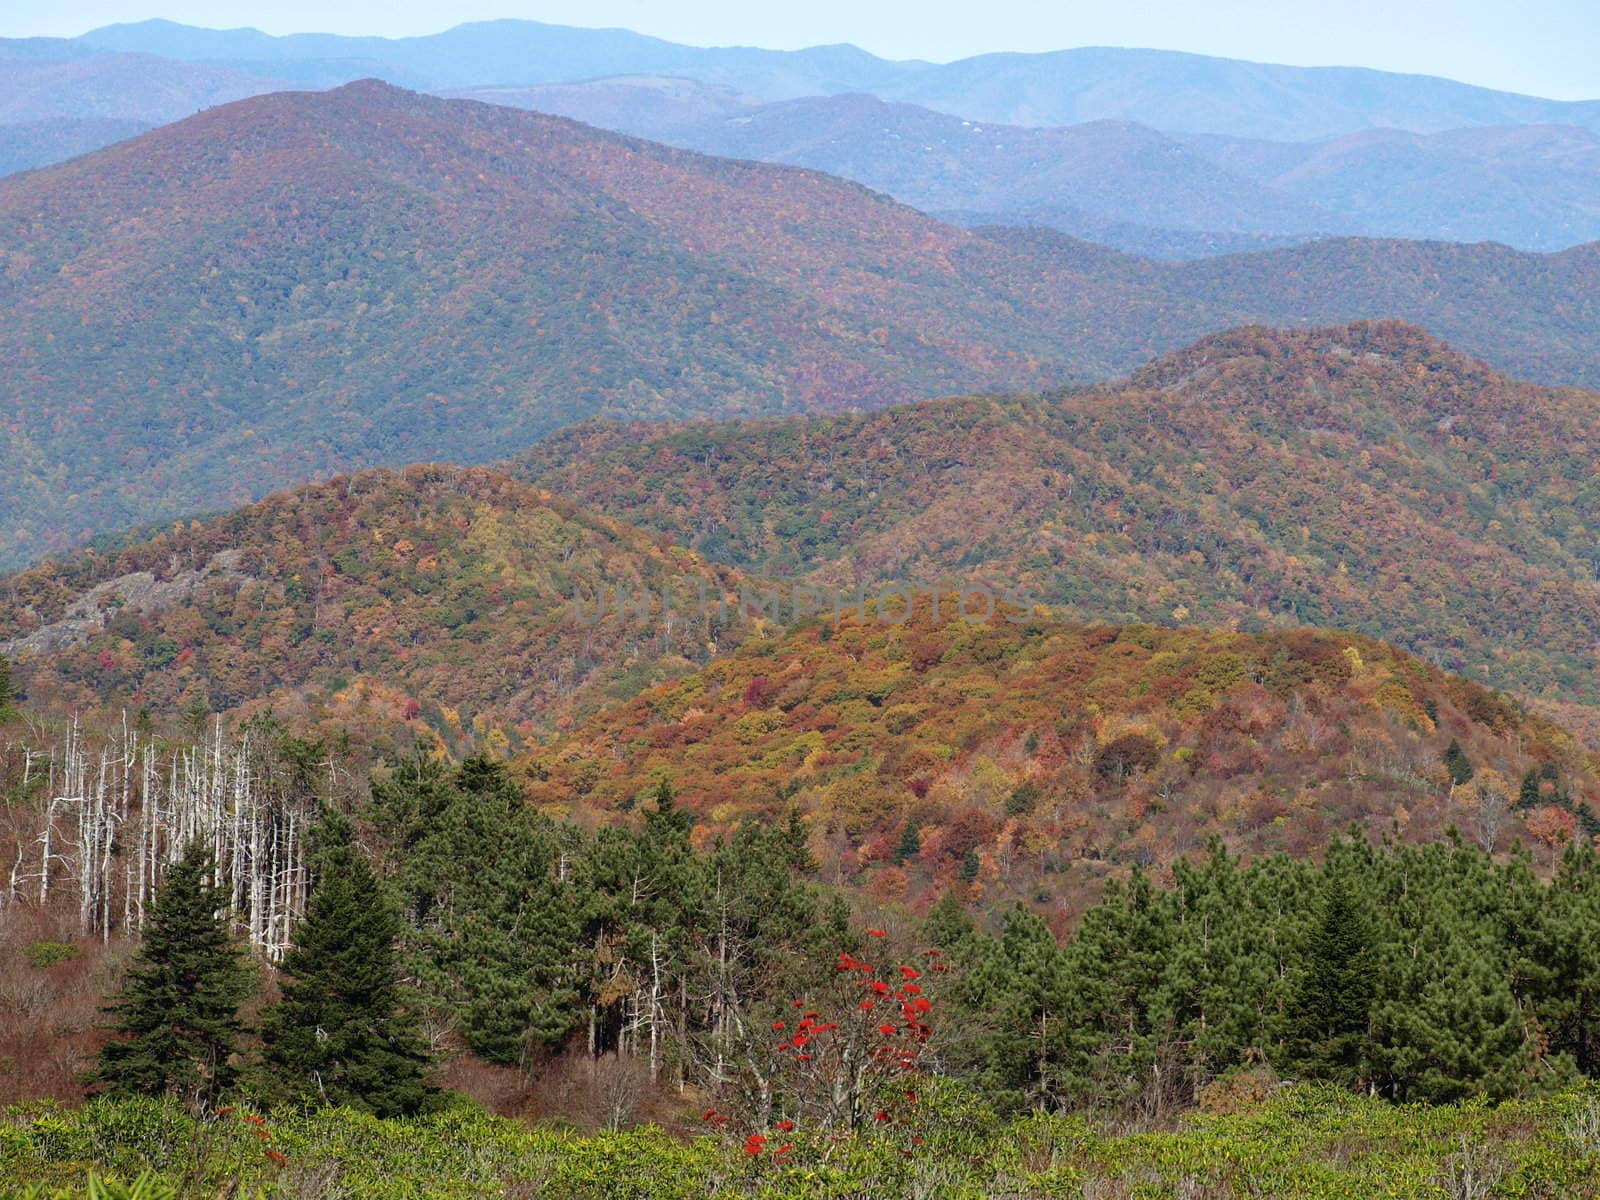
[69,21,1600,139]
[976,226,1600,388]
[0,79,1209,569]
[515,600,1597,899]
[514,322,1600,709]
[4,82,1599,570]
[0,51,286,124]
[484,89,1332,240]
[0,464,752,751]
[0,117,151,177]
[1180,124,1600,251]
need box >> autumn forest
[3,10,1600,1199]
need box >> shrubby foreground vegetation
[7,1085,1600,1198]
[8,641,1600,1194]
[9,745,1600,1193]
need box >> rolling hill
[4,454,1592,907]
[3,81,1598,570]
[514,321,1600,710]
[0,464,754,752]
[515,596,1599,904]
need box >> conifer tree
[1442,739,1475,786]
[91,842,255,1109]
[1519,769,1542,810]
[959,846,981,882]
[372,755,584,1065]
[924,889,976,952]
[971,904,1072,1110]
[1282,870,1374,1087]
[894,819,922,866]
[0,655,18,722]
[257,809,437,1116]
[1060,869,1174,1108]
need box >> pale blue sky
[8,0,1597,100]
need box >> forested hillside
[0,465,751,752]
[513,597,1595,912]
[517,322,1600,709]
[0,80,1209,568]
[4,82,1599,569]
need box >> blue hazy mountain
[71,20,1600,139]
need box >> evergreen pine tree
[1060,869,1174,1108]
[971,904,1072,1110]
[257,810,437,1116]
[91,841,255,1109]
[1519,769,1543,810]
[1442,739,1475,787]
[645,776,693,841]
[1282,870,1374,1087]
[924,889,975,951]
[894,819,922,866]
[372,755,585,1065]
[959,846,981,882]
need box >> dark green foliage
[1442,738,1475,786]
[895,819,922,865]
[256,808,437,1116]
[372,755,584,1066]
[926,836,1600,1113]
[969,905,1073,1110]
[1005,782,1039,817]
[1521,769,1544,809]
[368,758,849,1081]
[959,847,981,882]
[0,655,18,722]
[1283,872,1374,1087]
[90,843,256,1109]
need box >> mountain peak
[1125,320,1481,391]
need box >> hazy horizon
[5,1,1597,102]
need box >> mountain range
[2,80,1598,570]
[3,427,1591,888]
[7,23,1600,255]
[41,20,1600,140]
[514,321,1600,710]
[468,83,1600,253]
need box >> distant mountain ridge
[467,83,1600,254]
[7,21,1598,254]
[51,19,1600,140]
[0,116,152,175]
